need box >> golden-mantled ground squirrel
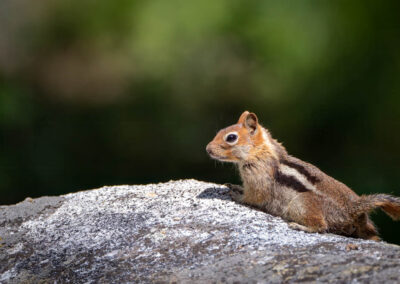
[206,111,400,240]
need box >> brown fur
[206,111,400,241]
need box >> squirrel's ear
[238,111,250,124]
[244,112,258,134]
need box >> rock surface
[1,179,400,283]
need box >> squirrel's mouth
[208,152,230,161]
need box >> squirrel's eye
[226,133,238,143]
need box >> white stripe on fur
[280,164,317,191]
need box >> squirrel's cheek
[231,146,250,160]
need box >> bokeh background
[1,0,399,243]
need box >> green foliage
[1,0,400,243]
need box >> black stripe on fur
[274,170,310,192]
[281,160,320,184]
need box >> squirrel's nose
[206,144,213,155]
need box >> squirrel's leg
[288,222,326,233]
[288,222,316,233]
[224,183,244,202]
[288,215,328,233]
[288,197,328,233]
[354,213,380,241]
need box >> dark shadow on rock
[197,187,231,200]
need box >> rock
[1,179,399,283]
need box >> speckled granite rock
[1,179,400,283]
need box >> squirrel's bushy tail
[353,194,400,220]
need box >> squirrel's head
[206,111,266,163]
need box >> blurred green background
[1,0,399,243]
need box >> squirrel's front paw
[224,183,234,189]
[224,183,244,194]
[229,190,244,202]
[224,183,244,202]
